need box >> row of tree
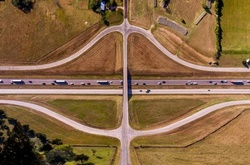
[0,110,91,165]
[214,0,224,59]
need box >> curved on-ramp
[0,100,121,138]
[1,99,250,165]
[0,19,249,72]
[131,100,250,138]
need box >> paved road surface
[0,78,249,86]
[1,99,250,165]
[120,18,130,165]
[0,100,121,138]
[132,100,250,137]
[0,89,122,95]
[0,19,250,72]
[1,88,250,95]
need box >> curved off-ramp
[131,100,250,138]
[1,99,250,164]
[0,100,122,139]
[0,19,249,72]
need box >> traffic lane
[0,79,249,86]
[130,80,250,86]
[132,89,250,95]
[0,89,123,95]
[0,79,123,86]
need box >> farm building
[100,0,106,11]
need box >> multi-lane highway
[1,0,250,164]
[0,88,250,95]
[1,99,250,165]
[0,78,249,86]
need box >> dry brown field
[0,32,123,77]
[0,0,101,65]
[129,0,154,29]
[129,0,203,29]
[131,105,250,164]
[145,1,240,66]
[164,0,203,28]
[128,33,250,78]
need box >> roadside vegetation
[47,99,121,129]
[0,0,123,66]
[131,105,250,164]
[0,105,119,146]
[220,0,250,66]
[0,109,94,165]
[129,98,204,130]
[128,95,250,130]
[0,32,123,78]
[214,0,223,60]
[128,33,250,78]
[130,0,248,67]
[0,0,100,65]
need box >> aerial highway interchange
[1,0,250,164]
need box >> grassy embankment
[220,0,250,66]
[1,105,120,165]
[149,0,217,65]
[128,33,250,78]
[47,99,122,129]
[0,32,123,79]
[0,95,122,129]
[0,105,119,145]
[131,105,250,164]
[129,95,250,130]
[0,0,99,65]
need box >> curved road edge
[130,100,250,138]
[0,19,249,72]
[0,100,121,138]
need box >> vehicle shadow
[128,69,132,100]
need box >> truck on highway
[11,80,24,85]
[11,80,23,83]
[232,81,244,85]
[97,81,109,85]
[54,80,67,85]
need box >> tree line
[214,0,224,60]
[0,110,91,165]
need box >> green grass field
[47,99,121,129]
[0,105,119,146]
[132,106,250,164]
[221,0,250,55]
[129,98,205,130]
[70,147,118,165]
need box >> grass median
[47,99,122,129]
[129,97,204,130]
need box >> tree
[11,0,36,13]
[89,0,99,11]
[51,138,63,145]
[0,110,6,119]
[0,122,43,165]
[75,154,89,164]
[46,145,75,165]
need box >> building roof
[101,1,106,11]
